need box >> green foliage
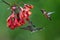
[0,0,60,40]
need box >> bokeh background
[0,0,60,40]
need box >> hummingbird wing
[20,26,32,30]
[28,21,36,27]
[36,27,43,30]
[47,12,54,16]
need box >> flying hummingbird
[20,21,43,32]
[41,9,54,20]
[20,25,43,32]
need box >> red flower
[7,13,23,30]
[6,4,33,30]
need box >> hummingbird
[20,21,43,32]
[41,9,54,20]
[20,25,43,32]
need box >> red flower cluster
[7,4,33,30]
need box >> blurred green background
[0,0,60,40]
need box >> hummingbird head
[11,5,17,10]
[41,9,46,14]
